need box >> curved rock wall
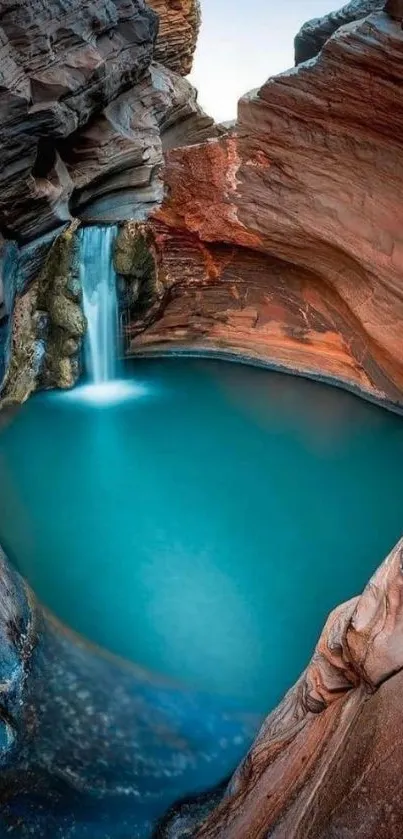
[159,539,403,839]
[125,3,403,408]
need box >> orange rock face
[129,7,403,408]
[148,0,201,75]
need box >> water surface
[1,358,403,712]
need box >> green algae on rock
[38,222,86,391]
[1,223,86,405]
[114,223,165,351]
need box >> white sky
[189,0,336,121]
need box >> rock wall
[148,0,201,74]
[124,2,403,409]
[294,0,384,63]
[0,0,213,399]
[157,539,403,839]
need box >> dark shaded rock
[154,782,228,839]
[0,546,257,838]
[294,0,384,64]
[65,62,219,223]
[18,227,68,290]
[0,237,19,391]
[0,226,66,401]
[385,0,403,20]
[0,0,158,240]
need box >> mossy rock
[114,223,162,321]
[37,221,85,391]
[48,295,86,337]
[115,227,154,279]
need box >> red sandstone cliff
[124,2,403,409]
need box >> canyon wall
[0,0,214,401]
[157,539,403,839]
[120,0,403,409]
[1,2,403,838]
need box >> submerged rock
[0,547,256,838]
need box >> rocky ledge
[121,0,403,409]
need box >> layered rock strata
[294,0,384,63]
[0,0,157,240]
[0,0,211,398]
[156,539,403,839]
[123,3,403,409]
[148,0,201,74]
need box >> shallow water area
[1,358,403,713]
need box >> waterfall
[72,224,147,405]
[79,225,119,385]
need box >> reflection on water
[213,362,386,454]
[0,358,403,714]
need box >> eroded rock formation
[0,0,157,240]
[122,1,403,409]
[148,0,201,74]
[65,62,218,222]
[0,0,213,398]
[294,0,384,63]
[157,539,403,839]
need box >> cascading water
[79,225,119,386]
[70,224,147,405]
